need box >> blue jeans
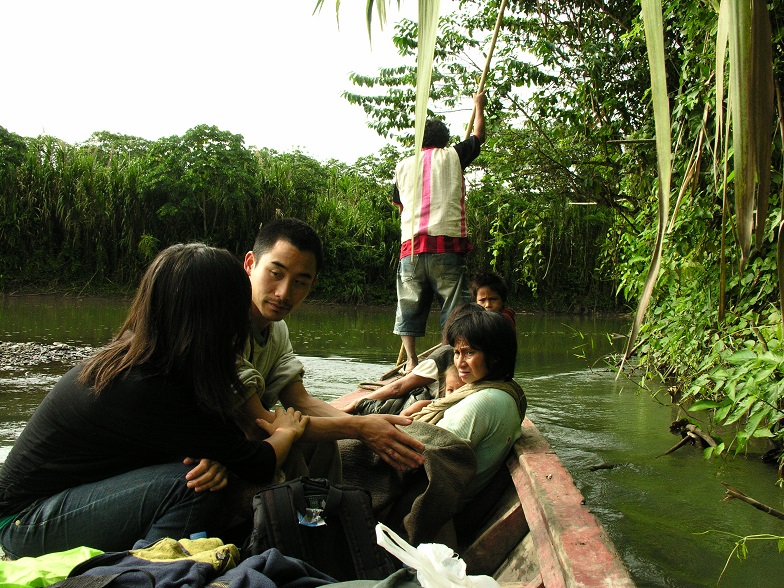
[394,252,471,337]
[0,463,225,558]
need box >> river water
[1,296,783,587]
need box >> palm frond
[620,0,671,368]
[728,0,754,267]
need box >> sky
[1,0,458,164]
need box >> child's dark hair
[446,303,517,381]
[470,271,508,304]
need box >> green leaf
[690,399,725,411]
[727,349,757,364]
[619,0,671,375]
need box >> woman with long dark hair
[0,243,307,558]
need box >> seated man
[234,218,426,476]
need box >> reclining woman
[0,243,308,559]
[340,304,526,544]
[408,304,525,501]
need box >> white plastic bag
[375,523,500,588]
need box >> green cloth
[0,546,103,587]
[0,514,17,531]
[236,320,305,409]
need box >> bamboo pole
[464,0,508,139]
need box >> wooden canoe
[333,378,635,587]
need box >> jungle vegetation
[340,0,784,466]
[2,0,784,464]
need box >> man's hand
[183,457,228,492]
[356,414,426,471]
[474,89,487,109]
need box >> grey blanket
[338,421,476,546]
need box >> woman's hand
[183,457,228,492]
[257,406,309,442]
[256,407,310,467]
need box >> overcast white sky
[1,0,458,163]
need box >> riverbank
[1,288,632,319]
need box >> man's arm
[279,380,426,471]
[472,90,487,143]
[392,184,403,211]
[339,372,436,413]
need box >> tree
[141,125,257,246]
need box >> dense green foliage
[0,125,402,302]
[0,117,625,310]
[344,0,784,462]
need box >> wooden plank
[494,532,542,586]
[509,419,635,588]
[508,449,568,588]
[462,500,529,576]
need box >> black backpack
[243,477,396,581]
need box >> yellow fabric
[129,537,239,570]
[0,546,103,587]
[410,380,525,424]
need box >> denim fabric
[0,463,225,558]
[393,253,470,337]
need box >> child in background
[469,271,516,329]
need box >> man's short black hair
[252,217,324,273]
[422,119,451,149]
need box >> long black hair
[79,243,251,420]
[446,303,517,381]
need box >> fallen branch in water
[666,419,718,452]
[684,423,718,447]
[588,463,616,471]
[721,483,784,521]
[659,433,698,457]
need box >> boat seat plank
[462,496,529,576]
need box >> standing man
[235,218,425,474]
[392,91,487,373]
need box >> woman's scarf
[410,379,526,424]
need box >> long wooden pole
[465,0,508,139]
